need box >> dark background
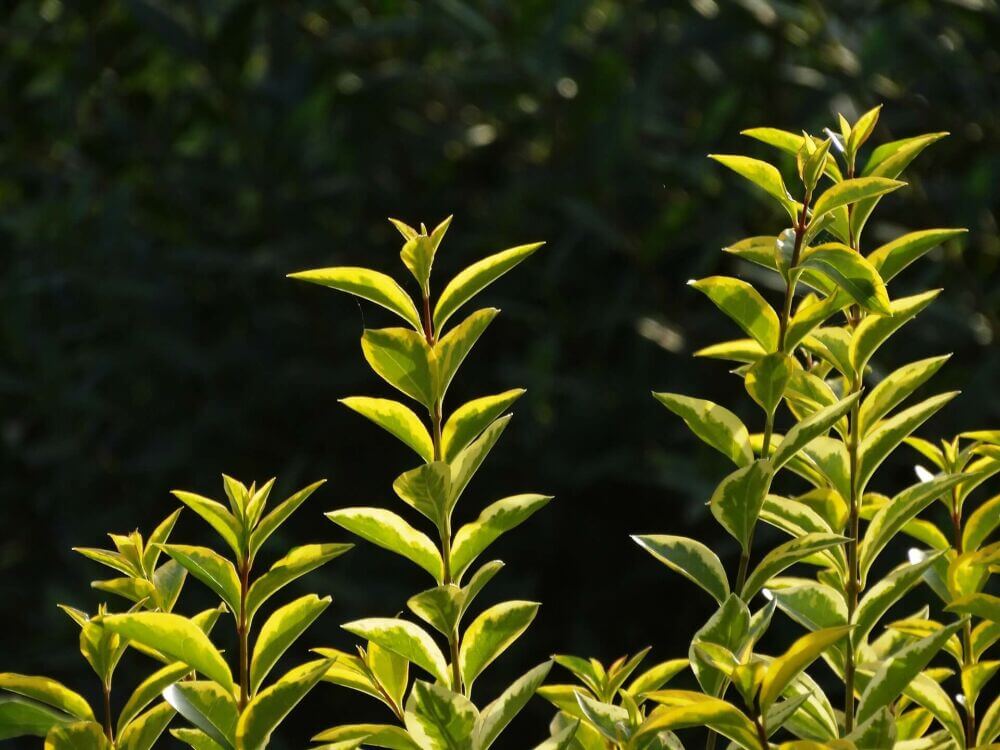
[2,1,999,746]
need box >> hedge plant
[2,108,997,750]
[538,109,997,749]
[289,216,555,749]
[0,478,349,749]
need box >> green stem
[843,160,864,731]
[422,294,463,694]
[238,558,250,710]
[951,487,977,746]
[102,681,113,743]
[843,392,861,733]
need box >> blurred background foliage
[1,0,998,745]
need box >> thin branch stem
[102,681,113,743]
[238,557,251,710]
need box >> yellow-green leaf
[287,266,422,330]
[340,397,434,462]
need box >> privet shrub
[289,216,555,748]
[0,478,350,749]
[2,110,998,750]
[537,109,999,750]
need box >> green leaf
[947,594,1000,623]
[849,290,940,377]
[74,547,140,578]
[400,216,451,293]
[102,613,234,694]
[248,480,326,563]
[448,415,510,509]
[811,177,904,219]
[329,507,441,581]
[963,492,1000,552]
[343,618,450,685]
[689,276,780,352]
[773,393,860,470]
[632,535,729,604]
[759,626,852,712]
[43,720,111,750]
[0,695,75,740]
[393,461,453,527]
[867,228,967,284]
[163,681,238,748]
[471,661,551,750]
[980,693,1000,746]
[288,266,423,330]
[312,723,419,749]
[245,543,352,618]
[367,641,409,713]
[361,328,435,408]
[709,460,773,551]
[340,397,434,462]
[404,681,478,750]
[852,554,943,649]
[116,703,175,750]
[858,355,951,436]
[442,390,525,462]
[638,691,761,750]
[251,594,331,694]
[769,582,848,632]
[236,659,331,750]
[745,352,794,416]
[171,727,226,750]
[709,154,797,220]
[158,545,241,617]
[432,308,498,402]
[741,128,844,181]
[689,595,749,697]
[858,474,964,584]
[434,243,544,332]
[574,692,629,743]
[741,533,849,600]
[459,601,539,690]
[625,660,689,698]
[799,244,891,315]
[694,338,766,364]
[856,620,964,726]
[857,392,958,492]
[118,662,190,735]
[0,675,93,722]
[450,494,552,580]
[901,672,965,749]
[170,491,241,559]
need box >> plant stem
[102,681,113,743]
[238,557,250,710]
[422,295,463,694]
[843,159,864,732]
[951,486,977,746]
[843,391,861,733]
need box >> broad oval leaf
[342,618,450,685]
[158,545,241,617]
[709,460,774,551]
[799,244,890,315]
[245,543,352,619]
[287,266,423,330]
[0,674,93,722]
[759,626,852,712]
[250,594,331,694]
[361,328,435,408]
[632,535,729,604]
[329,507,441,581]
[689,276,780,352]
[404,681,478,750]
[459,601,539,691]
[451,494,552,580]
[741,533,848,601]
[340,397,434,462]
[163,681,238,747]
[102,613,234,694]
[811,177,903,219]
[442,389,525,462]
[653,393,754,467]
[236,659,331,750]
[434,243,544,333]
